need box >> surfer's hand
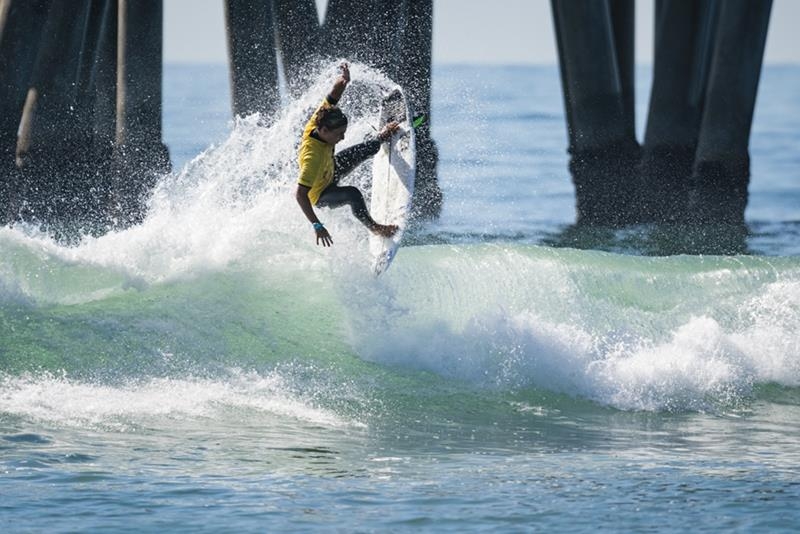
[331,63,350,101]
[378,121,400,142]
[315,226,333,247]
[337,63,350,85]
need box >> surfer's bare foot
[371,224,398,238]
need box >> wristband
[313,222,324,231]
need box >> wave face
[2,64,799,418]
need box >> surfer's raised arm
[329,63,350,103]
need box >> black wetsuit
[314,136,381,228]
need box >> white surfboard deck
[369,88,416,275]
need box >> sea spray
[0,63,396,292]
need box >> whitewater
[2,63,800,532]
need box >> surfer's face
[319,124,347,145]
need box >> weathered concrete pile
[551,0,772,226]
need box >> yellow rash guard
[297,96,337,205]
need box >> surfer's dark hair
[316,106,348,130]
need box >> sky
[164,0,800,65]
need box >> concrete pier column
[75,2,106,108]
[92,0,118,161]
[0,0,52,221]
[14,0,94,223]
[550,0,640,226]
[609,0,636,137]
[690,0,772,225]
[15,0,93,165]
[641,0,719,223]
[115,0,170,224]
[116,0,167,153]
[397,0,441,219]
[69,0,109,224]
[85,0,118,224]
[0,0,51,157]
[224,0,279,118]
[273,0,320,97]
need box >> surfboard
[369,88,416,275]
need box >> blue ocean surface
[1,63,799,532]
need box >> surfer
[295,63,399,247]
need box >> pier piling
[0,0,51,221]
[396,0,440,219]
[115,0,170,225]
[551,0,640,226]
[690,0,772,225]
[641,0,718,223]
[15,0,95,223]
[225,0,279,118]
[273,0,320,97]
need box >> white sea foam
[345,246,800,411]
[0,369,361,430]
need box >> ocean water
[1,63,799,532]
